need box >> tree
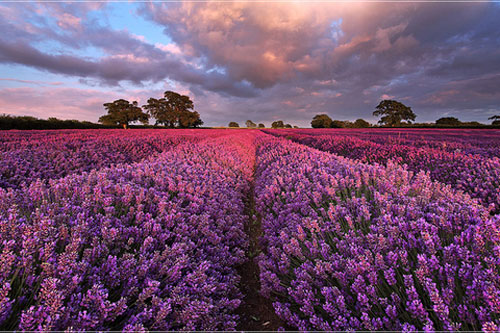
[179,110,203,128]
[246,120,257,128]
[228,122,239,128]
[285,124,293,128]
[258,123,265,128]
[489,115,500,125]
[142,91,203,128]
[436,117,461,126]
[352,118,370,128]
[467,121,482,126]
[271,120,285,129]
[332,120,348,128]
[99,99,149,129]
[373,100,416,127]
[293,126,299,129]
[142,98,174,127]
[311,114,333,128]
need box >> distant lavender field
[1,129,499,331]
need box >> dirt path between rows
[236,170,286,331]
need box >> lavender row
[266,131,500,214]
[271,128,500,158]
[0,133,255,330]
[349,130,500,159]
[255,136,500,331]
[0,129,229,189]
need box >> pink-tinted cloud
[0,2,499,125]
[0,86,164,122]
[56,13,82,31]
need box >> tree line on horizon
[1,98,499,130]
[0,114,111,130]
[228,120,298,129]
[310,99,500,128]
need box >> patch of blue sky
[31,38,107,60]
[330,18,343,44]
[102,3,173,46]
[387,76,408,87]
[0,64,79,88]
[207,65,227,75]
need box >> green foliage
[436,117,461,126]
[271,120,285,129]
[373,100,416,127]
[0,114,108,130]
[311,114,333,128]
[99,99,149,129]
[258,123,265,128]
[228,122,239,128]
[332,120,352,128]
[142,97,173,127]
[245,120,257,128]
[179,110,203,128]
[142,91,203,128]
[285,124,292,128]
[311,115,368,128]
[352,118,371,128]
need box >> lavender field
[1,129,499,331]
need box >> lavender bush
[0,129,229,189]
[0,133,255,330]
[267,130,500,213]
[255,136,500,331]
[270,128,500,158]
[1,128,499,331]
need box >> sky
[0,1,499,127]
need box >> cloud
[422,74,500,109]
[0,3,258,98]
[0,2,499,125]
[140,2,341,88]
[56,13,82,31]
[0,86,162,121]
[0,78,63,86]
[0,37,257,97]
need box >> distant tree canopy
[311,114,333,128]
[489,115,500,125]
[246,120,257,128]
[258,123,265,128]
[271,120,285,129]
[352,118,371,128]
[311,115,371,128]
[436,117,462,126]
[142,91,203,128]
[228,122,239,128]
[285,124,292,128]
[99,99,149,129]
[332,120,351,128]
[0,114,108,130]
[373,100,416,127]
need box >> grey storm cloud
[138,2,500,123]
[0,3,258,98]
[0,38,257,98]
[0,2,499,125]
